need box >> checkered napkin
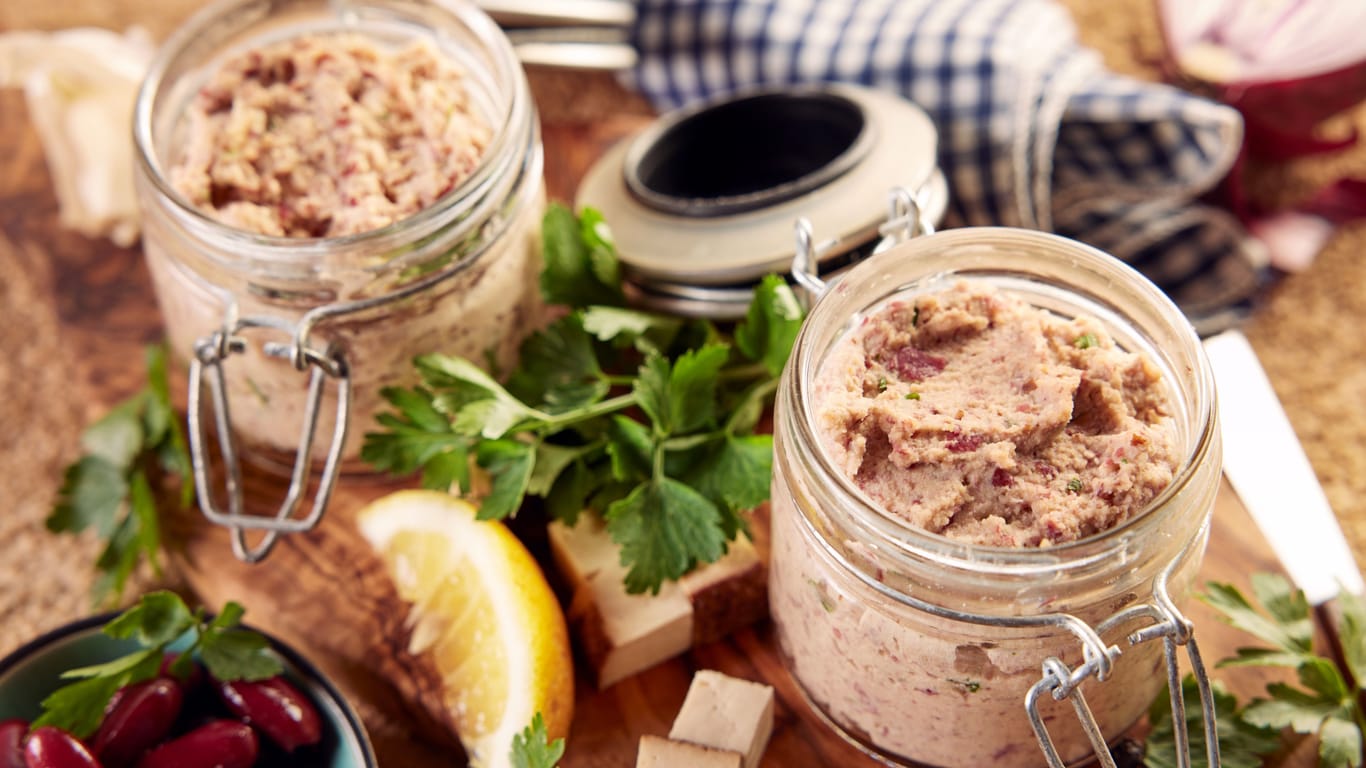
[625,0,1264,329]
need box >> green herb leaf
[32,675,127,739]
[1320,715,1363,768]
[510,712,565,768]
[1143,676,1281,768]
[1074,332,1099,350]
[1338,588,1366,689]
[364,207,803,592]
[199,629,282,682]
[47,457,128,538]
[734,275,804,377]
[37,593,279,739]
[1241,690,1339,734]
[475,439,536,520]
[606,478,725,594]
[1201,578,1313,654]
[46,345,193,606]
[540,203,624,307]
[104,590,194,646]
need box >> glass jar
[770,228,1221,768]
[132,0,545,555]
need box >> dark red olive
[135,721,256,768]
[23,726,100,768]
[0,720,27,768]
[93,678,183,768]
[216,677,320,751]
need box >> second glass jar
[770,228,1221,767]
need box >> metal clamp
[1025,563,1219,768]
[186,315,351,564]
[792,186,937,309]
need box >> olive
[93,678,183,768]
[136,721,256,768]
[216,678,320,752]
[23,726,101,768]
[0,720,27,768]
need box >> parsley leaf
[735,274,804,377]
[34,592,281,739]
[540,203,624,308]
[510,712,565,768]
[47,345,193,606]
[1144,676,1280,768]
[1175,576,1366,768]
[363,207,804,593]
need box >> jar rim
[131,0,529,264]
[787,226,1219,577]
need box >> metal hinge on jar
[791,186,937,307]
[1023,562,1219,768]
[186,309,351,564]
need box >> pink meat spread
[813,282,1178,546]
[170,33,490,237]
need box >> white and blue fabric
[626,0,1264,329]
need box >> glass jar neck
[776,227,1220,617]
[131,0,537,295]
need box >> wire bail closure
[792,186,937,308]
[186,311,351,564]
[1025,563,1219,768]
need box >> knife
[1203,329,1364,649]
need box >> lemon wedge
[356,490,574,767]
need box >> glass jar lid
[576,83,947,316]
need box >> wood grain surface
[2,2,1363,767]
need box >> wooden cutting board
[166,463,1319,768]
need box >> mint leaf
[540,203,624,307]
[510,712,565,768]
[476,439,536,520]
[735,274,804,377]
[607,478,725,594]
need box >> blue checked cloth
[624,0,1265,328]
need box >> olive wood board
[161,456,1320,768]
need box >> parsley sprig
[33,591,282,739]
[1146,574,1366,767]
[362,204,805,594]
[46,345,192,607]
[510,712,565,768]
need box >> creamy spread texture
[171,34,490,237]
[813,283,1177,546]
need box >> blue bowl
[0,613,377,768]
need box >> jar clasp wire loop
[1024,562,1219,768]
[792,185,937,310]
[186,312,351,564]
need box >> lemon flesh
[357,490,574,768]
